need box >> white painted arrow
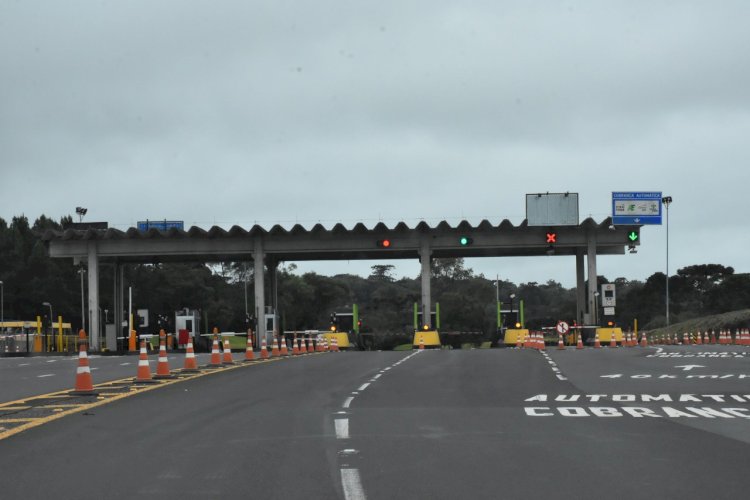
[675,365,705,371]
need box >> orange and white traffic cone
[207,335,223,367]
[332,336,340,352]
[154,330,174,379]
[710,330,716,344]
[316,336,324,352]
[307,336,315,354]
[222,338,234,365]
[260,337,269,359]
[557,334,565,350]
[419,336,425,350]
[244,330,255,362]
[324,337,330,352]
[538,333,546,351]
[515,332,522,349]
[696,331,703,345]
[70,330,97,395]
[576,333,584,350]
[271,336,280,357]
[182,337,200,372]
[609,332,617,348]
[293,336,300,355]
[280,336,289,356]
[135,340,157,383]
[683,332,690,345]
[640,331,648,347]
[594,332,601,348]
[299,336,308,354]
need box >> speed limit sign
[556,321,569,335]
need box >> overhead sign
[137,220,185,232]
[612,192,662,225]
[526,193,579,226]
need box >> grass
[646,309,750,337]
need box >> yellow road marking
[0,353,319,441]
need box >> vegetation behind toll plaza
[1,214,749,343]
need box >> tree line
[1,214,748,339]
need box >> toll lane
[0,351,408,500]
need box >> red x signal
[546,233,557,243]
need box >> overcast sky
[1,1,748,287]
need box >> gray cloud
[1,0,748,286]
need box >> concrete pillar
[575,250,585,326]
[87,243,100,350]
[587,233,598,326]
[267,256,279,314]
[112,262,120,351]
[253,238,266,346]
[419,239,432,329]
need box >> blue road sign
[612,192,662,225]
[137,220,185,232]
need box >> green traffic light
[459,236,473,246]
[460,237,469,245]
[628,231,639,242]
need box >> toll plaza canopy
[42,217,641,350]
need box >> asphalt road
[0,352,214,402]
[1,345,749,499]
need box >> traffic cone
[70,330,97,395]
[244,330,255,362]
[260,337,269,359]
[271,336,280,357]
[557,334,565,350]
[332,336,340,352]
[576,333,583,350]
[135,340,157,383]
[515,332,522,349]
[182,337,200,372]
[594,332,601,348]
[419,336,425,350]
[307,336,315,354]
[316,336,324,352]
[640,331,648,347]
[696,331,703,345]
[154,330,175,379]
[538,333,546,351]
[222,338,234,365]
[683,332,690,345]
[609,332,617,348]
[710,330,716,344]
[299,336,308,354]
[293,336,300,355]
[207,335,223,367]
[280,336,289,356]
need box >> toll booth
[175,309,201,349]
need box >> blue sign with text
[137,220,185,232]
[612,192,662,225]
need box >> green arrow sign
[628,231,639,242]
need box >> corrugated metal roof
[41,217,615,241]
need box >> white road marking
[343,397,354,408]
[46,360,57,363]
[340,469,367,500]
[335,419,350,439]
[358,383,370,391]
[120,362,131,366]
[371,374,381,380]
[18,363,30,367]
[38,374,55,378]
[383,367,391,371]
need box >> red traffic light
[377,239,392,248]
[546,233,557,243]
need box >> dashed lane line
[341,469,367,500]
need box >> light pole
[509,293,516,327]
[662,196,673,327]
[42,301,53,351]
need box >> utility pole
[662,196,673,326]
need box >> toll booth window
[185,320,192,331]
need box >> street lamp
[662,196,673,327]
[42,301,53,351]
[76,206,88,222]
[509,293,516,327]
